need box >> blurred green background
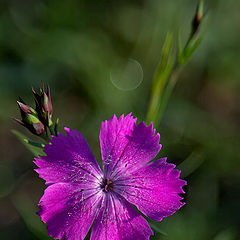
[0,0,240,239]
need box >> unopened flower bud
[32,82,53,127]
[15,100,45,135]
[192,0,203,36]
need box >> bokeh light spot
[110,58,143,91]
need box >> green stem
[146,33,174,126]
[49,125,56,137]
[146,72,170,125]
[157,65,182,121]
[146,63,181,127]
[146,29,200,127]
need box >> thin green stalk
[157,65,182,121]
[49,125,56,137]
[146,1,204,127]
[146,33,174,126]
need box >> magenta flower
[34,113,186,240]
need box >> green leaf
[146,32,174,126]
[178,149,205,178]
[12,130,44,156]
[153,32,174,86]
[180,36,202,65]
[177,31,184,65]
[54,118,59,136]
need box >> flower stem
[146,1,204,128]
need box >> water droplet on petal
[104,155,112,165]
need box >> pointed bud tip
[40,81,45,92]
[17,101,32,114]
[13,118,25,126]
[47,84,51,98]
[32,86,37,95]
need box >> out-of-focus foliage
[0,0,240,239]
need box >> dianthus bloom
[34,113,186,240]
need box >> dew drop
[104,155,112,165]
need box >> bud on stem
[32,82,53,127]
[191,0,203,37]
[15,101,45,136]
[146,1,204,127]
[15,83,58,139]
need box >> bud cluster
[15,83,56,137]
[32,84,53,128]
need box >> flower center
[101,178,113,192]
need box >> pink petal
[115,158,186,221]
[90,194,153,240]
[99,114,161,178]
[34,127,102,185]
[39,182,102,240]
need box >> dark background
[0,0,240,239]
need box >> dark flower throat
[101,178,113,192]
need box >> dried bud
[192,0,203,36]
[32,82,53,127]
[15,101,45,136]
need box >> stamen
[101,178,113,192]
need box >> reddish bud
[15,100,45,136]
[32,82,53,127]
